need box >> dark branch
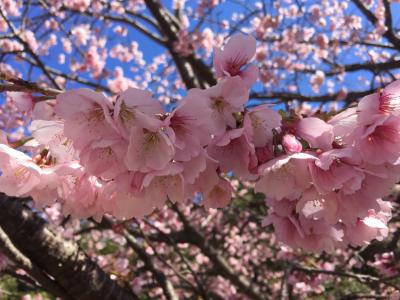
[173,205,266,300]
[250,89,374,103]
[0,226,73,299]
[351,0,400,49]
[0,194,138,300]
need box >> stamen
[119,101,135,123]
[379,92,400,113]
[211,97,226,112]
[87,105,105,122]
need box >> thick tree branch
[351,0,378,24]
[359,229,400,262]
[0,226,73,299]
[0,194,138,300]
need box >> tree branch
[294,59,400,76]
[0,226,73,299]
[351,0,400,49]
[123,229,179,300]
[0,10,61,89]
[250,89,374,103]
[97,217,179,300]
[173,205,266,300]
[144,0,216,89]
[0,73,62,96]
[0,194,138,300]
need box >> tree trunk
[0,193,137,300]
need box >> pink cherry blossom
[141,163,185,209]
[358,81,400,119]
[31,100,57,121]
[207,128,257,180]
[184,154,219,197]
[71,24,91,46]
[125,123,175,172]
[357,92,383,126]
[114,87,164,138]
[101,172,154,219]
[80,138,128,179]
[64,0,91,12]
[243,104,281,147]
[30,120,77,163]
[213,33,259,87]
[379,79,400,114]
[263,205,344,252]
[166,96,212,161]
[108,67,137,93]
[21,30,38,52]
[296,117,334,150]
[54,163,105,220]
[29,166,61,208]
[310,148,364,195]
[255,153,316,201]
[181,150,209,185]
[3,13,400,261]
[344,200,391,247]
[0,144,41,197]
[296,188,338,224]
[328,106,358,146]
[203,178,233,209]
[310,70,325,92]
[192,76,248,135]
[371,252,398,277]
[335,171,398,224]
[62,173,105,221]
[282,134,302,154]
[55,88,117,151]
[355,115,400,165]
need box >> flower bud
[282,134,302,153]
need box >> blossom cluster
[260,78,400,251]
[1,34,400,252]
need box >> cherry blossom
[214,33,259,87]
[0,144,42,197]
[2,2,400,298]
[191,76,248,134]
[2,11,400,271]
[125,122,175,172]
[255,153,316,201]
[54,88,117,151]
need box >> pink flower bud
[282,134,302,153]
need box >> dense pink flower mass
[1,33,400,253]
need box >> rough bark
[0,193,137,300]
